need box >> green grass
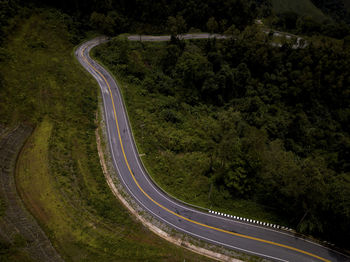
[271,0,327,22]
[4,10,214,262]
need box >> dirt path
[0,124,63,262]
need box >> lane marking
[102,100,288,262]
[80,45,330,262]
[83,42,350,260]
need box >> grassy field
[271,0,327,22]
[4,10,213,262]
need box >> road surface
[127,32,304,48]
[75,37,349,262]
[127,33,227,41]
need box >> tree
[343,35,350,49]
[167,15,187,37]
[167,16,177,36]
[224,24,240,38]
[296,157,329,234]
[326,173,350,245]
[90,12,115,35]
[207,17,218,35]
[161,44,182,74]
[259,140,303,215]
[232,63,251,97]
[107,11,128,33]
[175,15,187,35]
[174,48,211,103]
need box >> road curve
[75,37,349,262]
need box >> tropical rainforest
[0,0,350,259]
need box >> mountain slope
[271,0,327,21]
[0,9,214,262]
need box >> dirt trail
[0,124,63,262]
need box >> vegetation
[0,6,214,262]
[94,29,350,248]
[264,0,350,39]
[17,115,208,261]
[311,0,350,23]
[21,0,256,34]
[0,199,5,217]
[0,234,35,262]
[271,0,327,22]
[1,0,350,259]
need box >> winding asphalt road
[75,37,349,262]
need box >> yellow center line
[80,45,330,262]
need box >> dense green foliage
[2,0,350,256]
[94,30,350,247]
[271,0,327,22]
[268,0,350,39]
[311,0,350,23]
[21,0,257,34]
[0,6,215,262]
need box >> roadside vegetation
[93,28,350,248]
[0,7,214,262]
[1,0,350,260]
[0,234,34,262]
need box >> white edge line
[81,44,288,262]
[78,40,350,260]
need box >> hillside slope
[0,9,214,262]
[271,0,327,21]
